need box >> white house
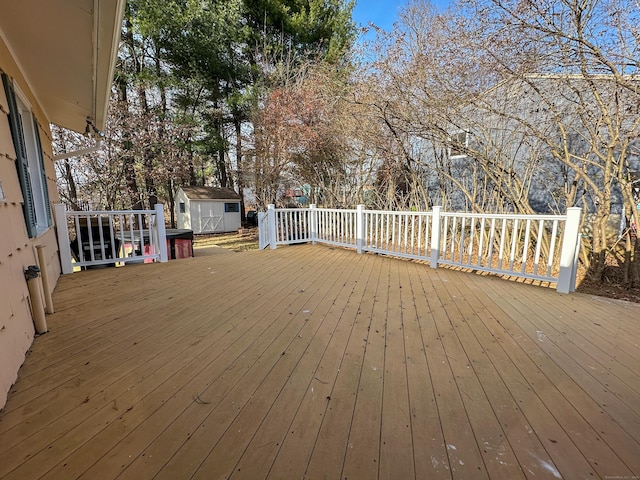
[176,186,242,234]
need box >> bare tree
[453,0,640,283]
[354,0,640,284]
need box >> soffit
[0,0,125,132]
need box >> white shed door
[196,201,223,233]
[202,214,223,232]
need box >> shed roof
[180,186,241,200]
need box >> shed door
[202,214,223,232]
[199,201,223,233]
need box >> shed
[176,187,242,234]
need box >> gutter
[53,139,103,161]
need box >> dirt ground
[192,229,640,304]
[575,262,640,303]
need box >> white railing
[259,204,582,293]
[363,209,433,260]
[275,207,315,245]
[54,204,168,274]
[315,208,358,248]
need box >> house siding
[0,37,61,409]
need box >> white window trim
[449,130,469,159]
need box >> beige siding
[0,36,61,409]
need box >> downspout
[24,266,47,334]
[36,245,54,314]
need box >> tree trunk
[116,79,140,208]
[168,178,176,228]
[63,159,79,210]
[234,115,246,222]
[587,203,610,281]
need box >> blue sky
[352,0,451,33]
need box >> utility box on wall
[175,186,242,234]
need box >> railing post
[310,204,317,245]
[430,206,442,269]
[155,204,168,263]
[356,204,365,254]
[54,203,73,274]
[557,207,581,294]
[268,204,277,249]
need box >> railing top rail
[314,208,357,213]
[276,207,359,214]
[65,209,157,216]
[365,209,432,216]
[440,211,566,221]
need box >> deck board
[1,244,640,479]
[302,250,385,480]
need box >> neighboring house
[421,74,640,213]
[176,186,242,234]
[0,0,126,409]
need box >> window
[179,202,186,213]
[449,130,469,159]
[224,202,240,213]
[2,73,51,237]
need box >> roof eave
[0,0,126,133]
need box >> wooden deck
[1,244,639,480]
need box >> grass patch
[193,229,259,252]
